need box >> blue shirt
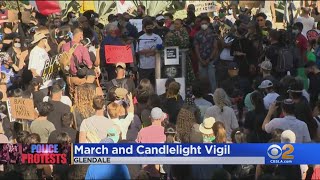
[85,164,131,180]
[99,35,123,67]
[1,65,14,87]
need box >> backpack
[59,44,78,74]
[276,47,294,73]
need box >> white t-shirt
[136,33,163,69]
[296,16,315,37]
[111,113,134,140]
[263,92,279,110]
[265,115,311,143]
[43,96,72,107]
[28,46,53,89]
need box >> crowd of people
[1,1,320,179]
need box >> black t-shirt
[162,96,184,124]
[244,110,271,143]
[48,127,78,143]
[154,27,169,41]
[308,72,320,107]
[47,101,71,130]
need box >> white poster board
[129,19,143,32]
[156,78,185,100]
[186,1,216,13]
[164,46,179,65]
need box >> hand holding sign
[105,45,133,64]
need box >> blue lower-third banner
[72,143,318,165]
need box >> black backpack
[276,47,294,73]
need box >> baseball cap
[114,88,128,99]
[115,62,126,69]
[228,62,238,70]
[199,117,215,135]
[156,15,165,21]
[259,60,272,71]
[150,107,164,120]
[258,80,273,89]
[281,130,296,143]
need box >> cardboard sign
[9,98,35,120]
[164,46,179,65]
[186,1,215,13]
[105,45,133,64]
[129,19,143,32]
[41,54,61,82]
[306,30,319,41]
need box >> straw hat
[199,117,215,135]
[31,32,47,45]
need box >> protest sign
[186,1,215,13]
[41,54,61,82]
[129,19,143,32]
[164,46,179,65]
[9,98,35,120]
[105,45,133,64]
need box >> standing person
[106,63,135,94]
[100,24,124,82]
[204,88,239,141]
[262,99,311,143]
[258,80,279,110]
[136,107,166,143]
[153,15,169,41]
[305,62,320,109]
[294,22,308,63]
[30,102,56,143]
[164,13,174,30]
[194,16,219,92]
[48,112,78,143]
[79,96,114,143]
[28,32,52,95]
[136,5,146,19]
[165,19,190,49]
[0,53,19,89]
[136,20,162,85]
[296,7,315,37]
[162,82,184,124]
[46,82,71,130]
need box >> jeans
[199,61,216,93]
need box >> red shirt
[296,33,308,62]
[61,41,92,75]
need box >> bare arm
[79,132,87,143]
[270,0,276,23]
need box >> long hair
[212,121,227,143]
[251,92,265,113]
[213,88,231,113]
[176,107,197,143]
[74,84,96,119]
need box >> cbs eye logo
[267,144,294,159]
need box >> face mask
[201,24,208,30]
[146,29,153,34]
[67,31,73,40]
[292,29,299,34]
[228,9,233,15]
[157,21,164,27]
[14,43,21,48]
[112,21,118,26]
[0,9,5,14]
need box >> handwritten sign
[164,46,179,65]
[129,19,142,32]
[41,54,61,82]
[186,1,215,13]
[9,98,35,120]
[306,30,319,41]
[105,45,133,64]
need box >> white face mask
[201,24,208,30]
[292,29,299,34]
[14,43,21,48]
[228,9,233,15]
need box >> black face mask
[157,21,164,27]
[146,29,153,34]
